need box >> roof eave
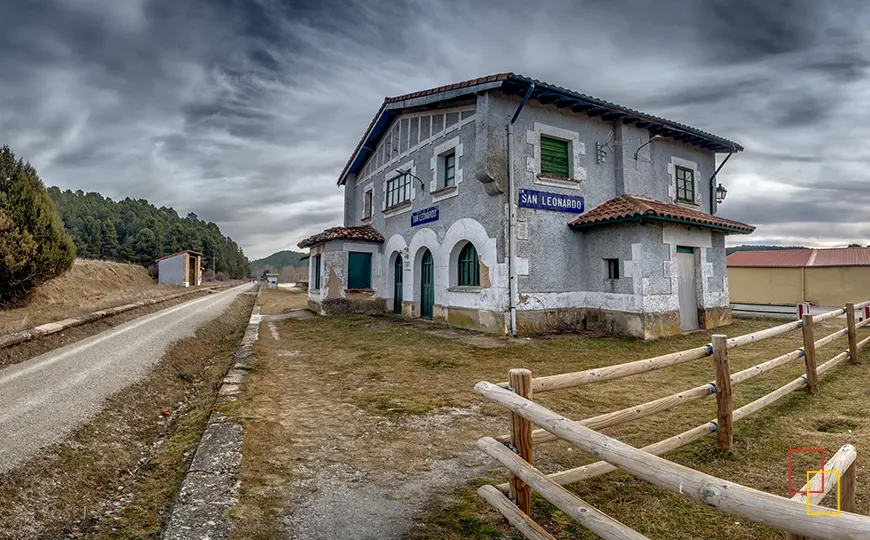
[505,74,743,153]
[338,80,508,186]
[570,214,754,234]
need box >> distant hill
[726,245,808,256]
[251,250,308,279]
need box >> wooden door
[393,255,403,314]
[420,250,434,319]
[676,247,699,331]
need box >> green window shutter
[540,136,570,178]
[347,252,372,289]
[676,246,694,254]
[457,243,479,286]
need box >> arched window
[457,243,479,286]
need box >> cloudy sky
[3,0,869,259]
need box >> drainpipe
[709,151,733,214]
[507,83,535,336]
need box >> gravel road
[0,283,254,473]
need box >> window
[540,136,570,178]
[363,190,373,219]
[605,258,619,280]
[443,151,456,188]
[313,254,322,289]
[385,173,411,208]
[457,243,480,287]
[675,166,695,203]
[348,252,372,289]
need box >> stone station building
[298,73,754,339]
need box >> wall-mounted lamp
[716,183,728,203]
[634,134,662,160]
[396,168,426,193]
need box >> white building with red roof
[727,247,870,306]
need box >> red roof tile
[728,247,870,268]
[569,195,755,234]
[384,73,511,104]
[156,249,203,262]
[297,225,385,249]
[726,249,812,267]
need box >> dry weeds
[232,288,870,539]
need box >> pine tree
[100,220,120,260]
[0,146,76,305]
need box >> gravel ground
[0,283,254,473]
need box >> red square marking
[788,448,825,494]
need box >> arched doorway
[393,254,403,314]
[420,249,434,319]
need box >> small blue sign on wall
[411,206,439,227]
[518,189,584,214]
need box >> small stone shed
[157,250,203,287]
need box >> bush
[0,146,76,305]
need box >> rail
[478,300,870,538]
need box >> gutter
[507,83,535,337]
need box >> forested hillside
[250,250,307,275]
[47,188,250,278]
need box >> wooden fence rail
[480,299,870,539]
[786,443,856,540]
[503,305,849,394]
[495,316,854,447]
[477,382,870,539]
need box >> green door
[393,255,403,314]
[420,250,434,319]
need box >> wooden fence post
[843,461,857,513]
[846,302,859,364]
[712,334,733,451]
[509,368,533,514]
[801,314,819,395]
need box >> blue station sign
[518,189,584,214]
[411,206,439,227]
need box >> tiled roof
[383,73,511,104]
[156,249,203,262]
[568,195,755,234]
[338,72,743,185]
[297,225,385,249]
[727,248,870,268]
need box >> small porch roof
[297,225,385,249]
[569,195,755,234]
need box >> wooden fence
[476,300,870,539]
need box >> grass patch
[357,391,446,417]
[231,287,870,539]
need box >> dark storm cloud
[2,0,870,257]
